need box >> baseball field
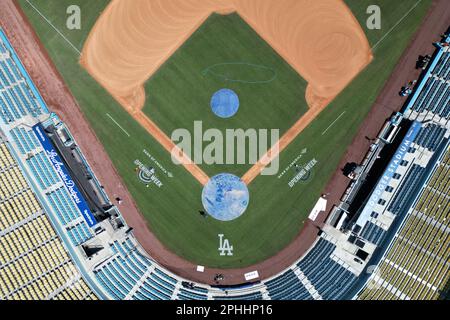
[19,0,432,268]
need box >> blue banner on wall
[355,121,422,229]
[32,124,97,227]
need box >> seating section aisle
[256,238,358,301]
[297,238,358,300]
[0,142,96,300]
[94,237,361,301]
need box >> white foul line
[24,0,81,55]
[106,113,130,137]
[372,0,423,51]
[322,111,346,135]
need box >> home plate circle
[201,173,249,221]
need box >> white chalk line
[24,4,131,136]
[24,3,133,147]
[24,0,81,55]
[106,113,130,137]
[372,0,423,51]
[322,111,346,136]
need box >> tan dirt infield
[81,0,372,185]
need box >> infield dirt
[80,0,373,185]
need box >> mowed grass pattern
[144,13,308,177]
[19,0,431,268]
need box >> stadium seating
[256,237,357,300]
[359,148,450,300]
[213,291,263,300]
[265,270,312,300]
[433,52,450,77]
[387,164,426,215]
[0,39,45,126]
[312,262,357,300]
[2,119,96,248]
[177,286,209,300]
[300,246,357,300]
[415,125,447,152]
[0,142,96,300]
[411,48,450,119]
[9,124,96,247]
[412,78,436,112]
[297,238,334,277]
[94,239,180,300]
[90,235,361,301]
[1,24,449,301]
[360,222,386,246]
[66,222,93,246]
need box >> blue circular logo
[210,89,239,118]
[201,173,249,221]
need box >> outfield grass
[19,0,432,268]
[144,13,308,177]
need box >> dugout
[341,119,414,229]
[43,124,113,222]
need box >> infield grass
[144,13,308,177]
[19,0,432,268]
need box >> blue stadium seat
[415,125,446,151]
[360,221,385,245]
[179,288,209,300]
[265,269,312,300]
[213,292,262,300]
[388,165,426,215]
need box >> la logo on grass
[218,234,233,256]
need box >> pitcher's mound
[210,89,240,118]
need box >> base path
[242,100,332,184]
[3,0,446,287]
[133,110,210,185]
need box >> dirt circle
[81,0,372,111]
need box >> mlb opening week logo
[171,121,280,175]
